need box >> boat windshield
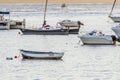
[88,30,97,35]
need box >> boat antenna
[109,0,116,17]
[43,0,48,26]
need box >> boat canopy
[0,11,10,14]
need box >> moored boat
[0,11,25,29]
[20,49,64,59]
[78,30,116,45]
[57,20,84,34]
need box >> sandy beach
[0,0,119,4]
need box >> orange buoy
[18,32,21,34]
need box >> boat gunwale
[20,49,64,54]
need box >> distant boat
[20,49,64,59]
[109,0,120,22]
[61,3,66,8]
[78,30,116,45]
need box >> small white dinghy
[20,49,64,59]
[78,30,116,45]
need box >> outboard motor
[111,35,117,45]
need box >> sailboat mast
[43,0,48,26]
[109,0,116,16]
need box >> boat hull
[20,28,69,35]
[20,50,64,59]
[68,29,79,34]
[79,36,114,45]
[20,28,79,35]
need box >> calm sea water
[0,4,120,80]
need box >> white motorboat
[112,24,120,40]
[78,30,116,45]
[20,49,64,59]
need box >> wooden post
[67,26,70,33]
[23,19,26,28]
